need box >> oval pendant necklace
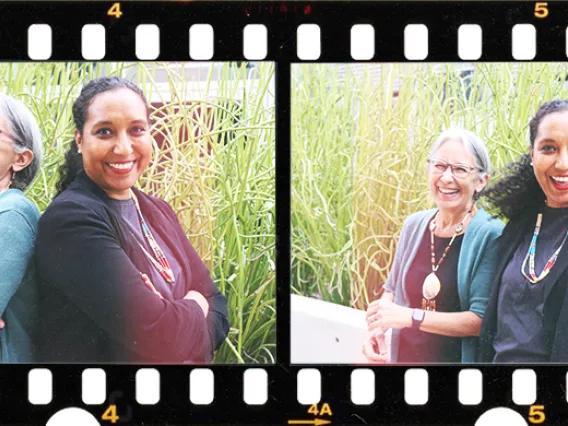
[422,206,474,311]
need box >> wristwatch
[411,308,425,329]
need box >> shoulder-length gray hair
[1,95,43,190]
[429,128,491,176]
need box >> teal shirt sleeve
[0,210,36,316]
[458,214,504,363]
[467,223,503,318]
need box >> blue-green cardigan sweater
[382,208,504,363]
[0,189,39,363]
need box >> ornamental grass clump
[292,63,568,310]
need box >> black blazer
[34,172,229,363]
[478,210,568,362]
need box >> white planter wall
[291,294,391,364]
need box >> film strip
[0,2,567,426]
[12,2,568,61]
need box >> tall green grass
[292,63,568,310]
[3,62,275,364]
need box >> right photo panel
[291,63,568,364]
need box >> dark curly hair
[55,76,149,196]
[485,99,568,220]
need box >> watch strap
[411,308,425,329]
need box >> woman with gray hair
[363,128,503,363]
[0,94,43,362]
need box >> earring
[530,161,533,166]
[77,148,82,154]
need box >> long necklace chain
[130,190,175,284]
[422,206,475,311]
[429,207,474,272]
[521,211,568,284]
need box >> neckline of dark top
[433,233,465,241]
[107,197,136,206]
[543,205,568,217]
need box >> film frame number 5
[534,2,549,18]
[528,405,545,424]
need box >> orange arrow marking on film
[288,419,331,426]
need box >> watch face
[413,309,425,321]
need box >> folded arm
[159,198,229,352]
[36,200,213,362]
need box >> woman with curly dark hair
[478,99,568,362]
[34,76,229,363]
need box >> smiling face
[428,138,488,214]
[75,88,151,200]
[531,110,568,208]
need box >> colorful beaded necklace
[130,189,175,284]
[521,210,568,284]
[422,206,475,311]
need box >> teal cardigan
[0,189,39,362]
[382,208,504,363]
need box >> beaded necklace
[521,210,568,284]
[422,206,474,311]
[130,189,175,284]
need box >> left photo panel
[0,62,276,364]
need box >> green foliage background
[292,63,568,310]
[7,62,275,364]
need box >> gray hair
[0,95,43,190]
[429,128,491,176]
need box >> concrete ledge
[291,294,391,364]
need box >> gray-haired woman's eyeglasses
[427,159,478,179]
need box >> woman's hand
[365,290,395,325]
[184,290,209,318]
[367,298,412,331]
[141,273,164,300]
[366,299,382,325]
[141,273,209,318]
[362,329,389,363]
